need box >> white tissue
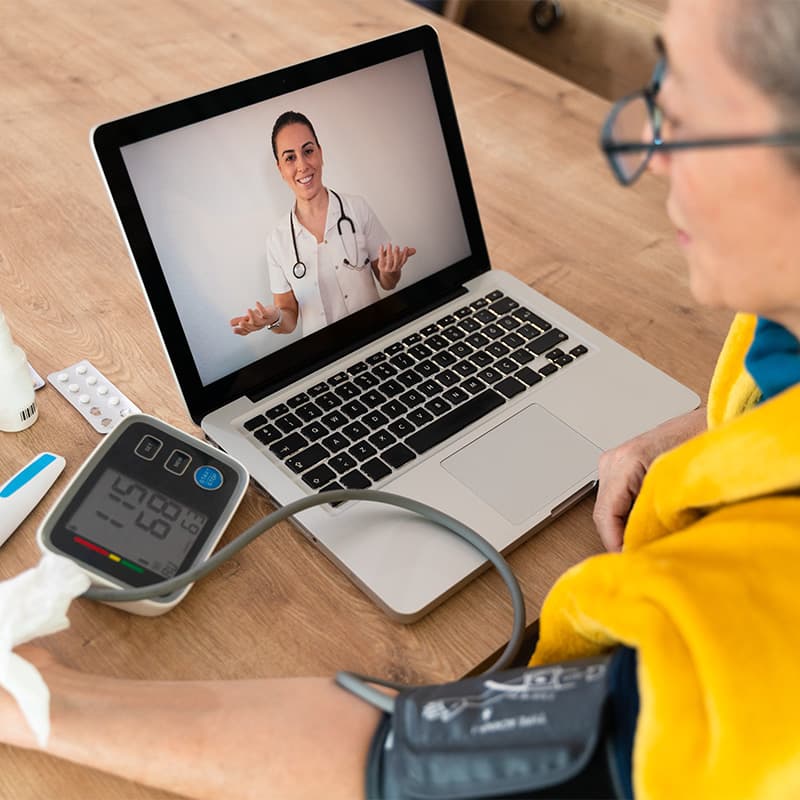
[0,553,91,746]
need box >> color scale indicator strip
[73,535,144,573]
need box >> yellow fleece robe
[529,313,800,799]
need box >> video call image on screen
[121,51,471,387]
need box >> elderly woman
[3,0,800,797]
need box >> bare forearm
[34,666,380,800]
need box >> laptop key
[510,348,535,365]
[441,326,465,342]
[373,363,397,380]
[466,332,490,349]
[496,358,518,375]
[295,402,322,422]
[301,421,328,441]
[408,407,434,427]
[361,389,386,409]
[340,469,371,490]
[443,387,469,406]
[275,413,302,434]
[363,410,389,430]
[266,403,289,420]
[416,359,439,377]
[502,332,525,349]
[321,410,348,430]
[425,397,451,416]
[308,381,329,397]
[390,352,415,370]
[385,342,404,356]
[487,341,510,359]
[382,443,416,469]
[329,452,358,474]
[388,418,415,437]
[419,379,442,397]
[539,363,559,377]
[302,463,337,489]
[270,432,308,458]
[421,324,439,336]
[243,414,267,431]
[454,306,472,319]
[489,296,519,315]
[432,350,457,368]
[322,432,350,453]
[368,429,397,449]
[528,329,569,355]
[470,297,489,310]
[474,309,495,324]
[570,344,588,358]
[546,348,566,360]
[486,290,504,301]
[495,376,526,398]
[453,360,478,377]
[379,378,404,397]
[482,323,504,340]
[514,308,552,331]
[397,368,421,388]
[437,369,459,387]
[347,361,368,376]
[254,424,281,445]
[319,482,344,505]
[381,399,407,418]
[366,352,387,365]
[477,367,502,384]
[329,371,349,386]
[335,382,361,401]
[355,373,380,390]
[516,366,543,386]
[458,317,481,333]
[317,392,342,411]
[555,355,574,366]
[426,334,449,351]
[287,444,328,474]
[287,392,309,408]
[343,421,369,440]
[408,343,433,361]
[517,323,541,340]
[342,399,368,418]
[362,457,391,482]
[399,389,425,408]
[349,440,378,461]
[462,376,485,395]
[437,314,456,327]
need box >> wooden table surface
[0,1,732,797]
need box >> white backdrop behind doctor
[121,51,471,387]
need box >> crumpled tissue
[0,553,90,747]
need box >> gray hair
[723,0,800,168]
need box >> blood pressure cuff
[366,652,624,800]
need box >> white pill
[108,396,120,406]
[79,394,91,404]
[68,383,79,393]
[97,386,108,395]
[86,376,97,386]
[57,373,69,382]
[76,365,88,375]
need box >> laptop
[92,25,698,622]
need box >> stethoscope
[289,189,364,279]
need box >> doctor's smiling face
[274,122,324,203]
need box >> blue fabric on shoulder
[744,317,800,402]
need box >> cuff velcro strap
[382,654,615,799]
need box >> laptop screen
[94,26,489,422]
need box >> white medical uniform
[267,191,390,336]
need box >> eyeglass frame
[600,56,800,186]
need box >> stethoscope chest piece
[293,261,307,279]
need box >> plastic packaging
[0,309,38,432]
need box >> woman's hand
[373,244,416,290]
[593,407,707,551]
[0,645,59,750]
[230,301,281,336]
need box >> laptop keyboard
[242,290,589,495]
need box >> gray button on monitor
[134,435,162,461]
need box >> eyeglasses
[601,57,800,185]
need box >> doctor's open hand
[230,301,281,336]
[373,243,416,291]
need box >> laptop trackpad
[441,404,601,524]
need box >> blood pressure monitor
[38,414,248,616]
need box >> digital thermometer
[38,414,248,616]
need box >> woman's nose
[648,148,670,176]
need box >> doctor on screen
[230,111,417,338]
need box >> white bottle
[0,309,38,432]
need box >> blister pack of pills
[47,360,141,434]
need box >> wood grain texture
[457,0,668,99]
[0,0,731,797]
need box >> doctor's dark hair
[271,111,320,161]
[723,0,800,168]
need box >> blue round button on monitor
[194,465,223,490]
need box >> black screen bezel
[92,25,489,424]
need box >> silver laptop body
[93,26,698,621]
